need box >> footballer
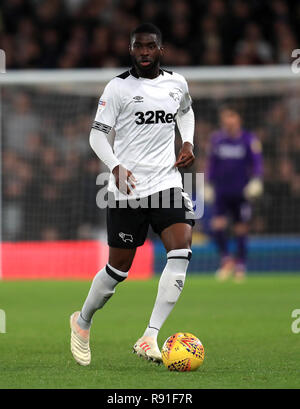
[70,23,196,365]
[205,105,263,282]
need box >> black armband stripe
[92,121,112,134]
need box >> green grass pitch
[0,275,299,389]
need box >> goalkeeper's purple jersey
[207,129,263,195]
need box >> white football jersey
[93,68,192,199]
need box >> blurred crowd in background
[2,86,300,241]
[1,0,300,69]
[1,0,300,241]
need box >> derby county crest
[169,88,183,102]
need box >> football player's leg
[71,201,148,365]
[71,248,136,366]
[79,247,136,328]
[232,199,251,282]
[233,222,248,282]
[211,195,235,279]
[212,216,234,280]
[212,215,228,257]
[134,223,192,362]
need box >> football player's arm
[243,136,264,200]
[89,129,136,195]
[89,128,119,172]
[175,82,195,168]
[91,81,136,194]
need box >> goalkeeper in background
[204,105,263,281]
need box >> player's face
[129,33,163,74]
[220,110,241,136]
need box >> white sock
[143,249,192,340]
[77,263,128,330]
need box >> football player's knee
[108,258,134,272]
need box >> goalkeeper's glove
[243,178,263,200]
[204,183,215,204]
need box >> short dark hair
[130,23,162,45]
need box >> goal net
[1,66,299,278]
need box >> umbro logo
[119,232,133,243]
[133,96,144,103]
[174,279,184,291]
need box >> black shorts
[106,188,195,249]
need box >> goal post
[1,65,299,278]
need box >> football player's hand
[243,178,263,200]
[174,142,195,168]
[112,164,136,195]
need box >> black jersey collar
[130,67,164,79]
